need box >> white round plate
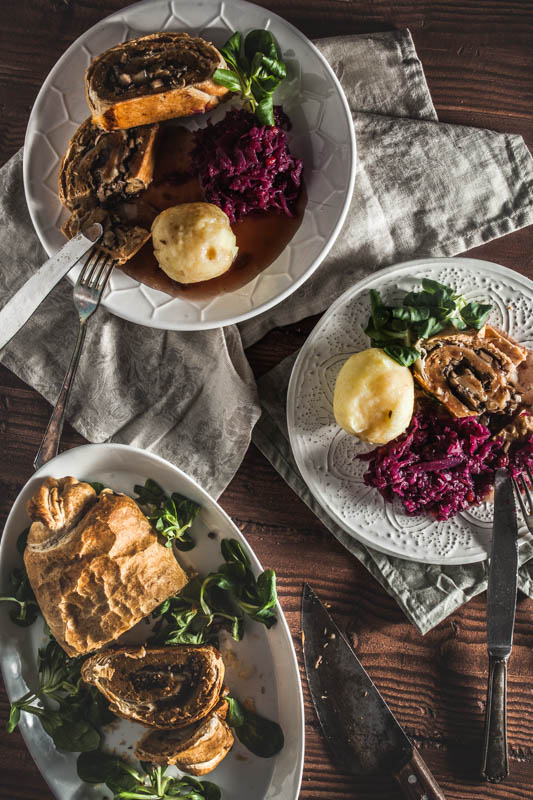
[23,0,356,331]
[0,443,304,800]
[287,257,533,565]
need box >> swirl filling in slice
[81,645,225,728]
[414,325,527,417]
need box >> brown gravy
[121,125,305,300]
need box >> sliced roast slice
[62,199,150,265]
[134,702,234,775]
[86,33,228,131]
[81,645,225,728]
[414,325,527,417]
[58,118,158,209]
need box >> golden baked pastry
[62,199,150,265]
[81,645,225,728]
[58,118,158,209]
[24,477,188,656]
[86,33,229,131]
[134,706,234,775]
[414,325,527,417]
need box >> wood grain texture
[1,1,533,799]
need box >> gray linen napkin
[247,31,533,633]
[0,150,260,498]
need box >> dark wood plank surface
[1,1,533,799]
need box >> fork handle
[481,653,509,783]
[33,319,87,471]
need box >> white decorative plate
[287,257,533,565]
[0,443,304,799]
[23,0,356,330]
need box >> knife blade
[0,224,102,351]
[302,584,446,799]
[481,468,519,783]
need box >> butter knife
[481,468,519,782]
[0,224,102,351]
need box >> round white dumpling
[151,203,238,283]
[333,348,414,444]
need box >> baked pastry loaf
[59,118,158,208]
[24,478,188,656]
[81,645,225,728]
[86,33,229,131]
[134,706,234,775]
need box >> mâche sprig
[213,30,287,126]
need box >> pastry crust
[62,199,150,265]
[81,645,225,728]
[58,118,158,209]
[24,478,189,656]
[86,33,229,131]
[134,707,234,774]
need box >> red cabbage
[192,108,303,223]
[360,412,533,521]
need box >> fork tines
[512,467,533,526]
[77,247,116,289]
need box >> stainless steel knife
[302,583,446,799]
[481,468,519,783]
[0,224,102,351]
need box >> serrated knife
[0,224,102,351]
[481,469,519,783]
[302,583,446,799]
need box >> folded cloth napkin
[0,150,261,497]
[248,31,533,633]
[1,30,533,631]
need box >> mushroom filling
[95,38,218,100]
[124,656,206,709]
[78,128,152,204]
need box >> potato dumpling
[152,203,238,283]
[333,348,414,444]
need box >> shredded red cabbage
[192,107,303,223]
[360,412,533,521]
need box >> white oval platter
[23,0,356,330]
[0,443,304,799]
[287,257,533,565]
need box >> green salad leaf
[151,538,277,647]
[226,694,284,758]
[134,478,200,551]
[6,636,113,751]
[364,279,493,366]
[213,29,287,125]
[77,753,221,799]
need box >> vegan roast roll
[86,32,229,131]
[58,118,158,208]
[24,478,188,656]
[81,645,226,728]
[414,325,527,417]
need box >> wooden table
[1,2,532,798]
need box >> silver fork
[512,467,533,533]
[33,248,116,471]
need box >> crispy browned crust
[134,711,234,774]
[24,479,189,656]
[81,645,225,728]
[86,32,228,131]
[58,118,158,209]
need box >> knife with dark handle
[302,584,446,799]
[0,224,102,351]
[481,469,519,783]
